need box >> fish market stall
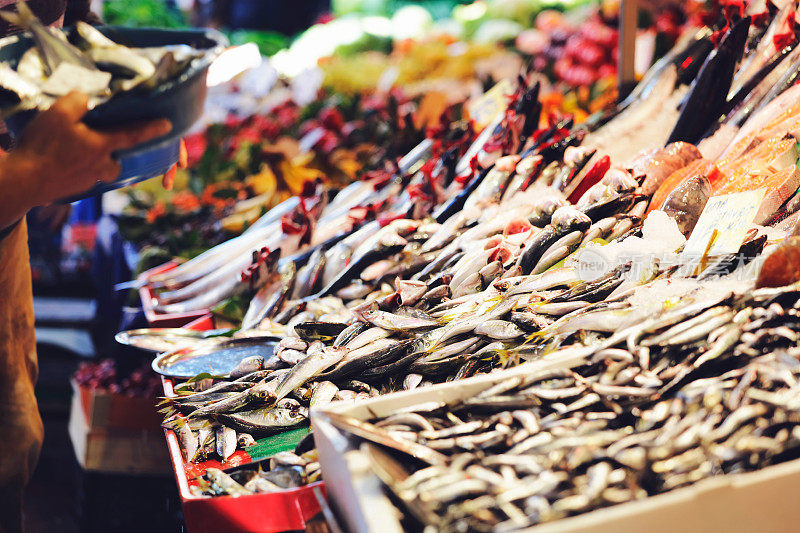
[102,0,800,531]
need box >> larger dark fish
[538,131,585,166]
[667,17,750,144]
[698,234,766,280]
[515,81,542,145]
[580,192,640,223]
[318,339,415,382]
[434,165,493,223]
[618,29,713,110]
[718,44,795,123]
[441,146,459,187]
[292,321,349,341]
[517,207,591,274]
[313,232,408,298]
[661,174,711,237]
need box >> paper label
[467,78,514,130]
[683,189,766,257]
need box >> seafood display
[110,3,800,525]
[326,282,800,529]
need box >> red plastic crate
[139,262,209,328]
[183,313,216,331]
[159,313,326,532]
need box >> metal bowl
[0,26,227,201]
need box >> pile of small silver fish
[0,2,203,114]
[329,283,800,530]
[161,348,382,466]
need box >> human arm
[0,91,170,231]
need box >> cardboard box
[312,355,800,533]
[68,382,171,475]
[73,379,162,431]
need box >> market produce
[0,2,204,113]
[120,91,429,263]
[74,359,161,397]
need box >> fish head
[530,196,569,226]
[249,383,278,404]
[515,154,543,178]
[388,219,421,237]
[603,168,638,193]
[378,231,409,249]
[551,206,592,233]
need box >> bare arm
[0,91,170,230]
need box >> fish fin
[161,414,181,429]
[161,407,180,422]
[522,331,543,344]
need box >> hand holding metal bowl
[0,2,227,201]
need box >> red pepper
[162,164,177,191]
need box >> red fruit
[581,20,617,48]
[562,63,597,87]
[575,42,606,68]
[563,35,586,60]
[598,63,617,78]
[553,56,574,79]
[319,107,345,131]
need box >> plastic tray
[183,313,216,331]
[138,262,209,328]
[156,317,326,533]
[0,26,227,200]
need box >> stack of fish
[143,2,800,501]
[328,281,800,530]
[0,2,204,114]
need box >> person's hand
[7,91,171,207]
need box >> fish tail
[161,412,182,429]
[495,348,518,367]
[523,331,543,344]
